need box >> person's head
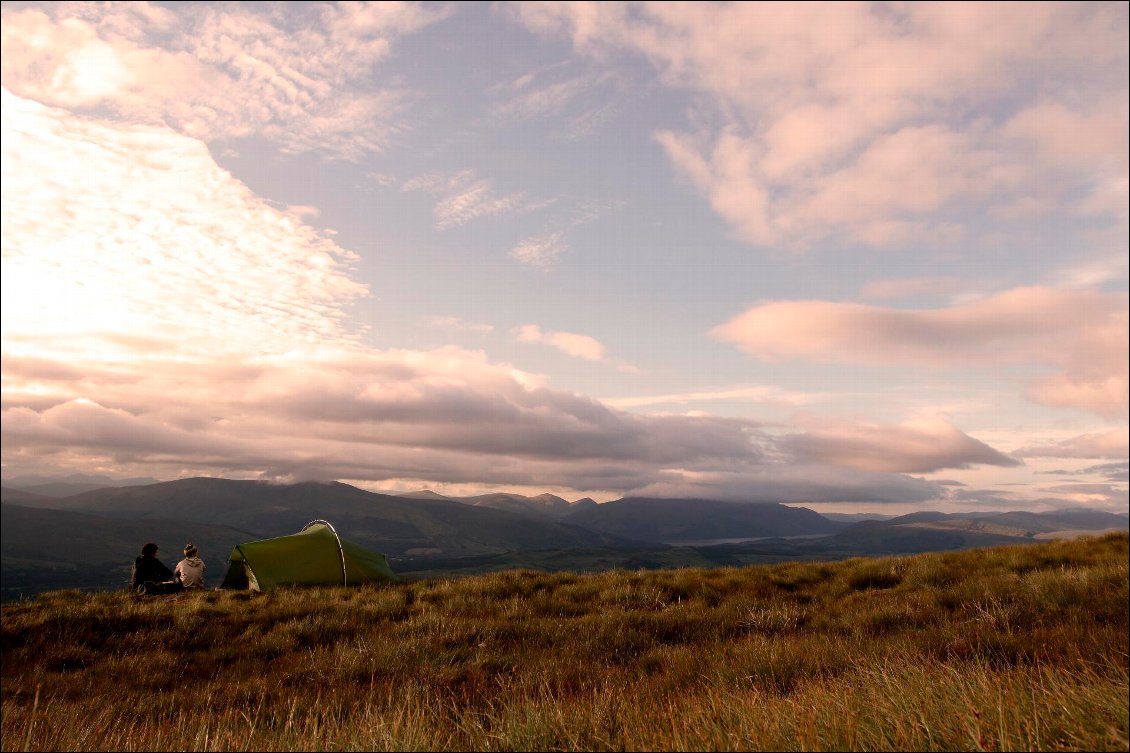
[183,543,198,558]
[141,542,158,557]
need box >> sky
[1,1,1127,514]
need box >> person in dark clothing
[129,542,178,594]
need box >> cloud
[0,89,749,495]
[777,419,1021,474]
[510,200,622,269]
[604,385,815,411]
[514,324,606,361]
[422,316,494,335]
[711,286,1129,418]
[1013,429,1129,460]
[402,170,533,230]
[510,2,1128,248]
[1042,462,1128,483]
[627,465,944,506]
[1039,483,1129,512]
[511,233,569,268]
[0,89,367,363]
[487,63,624,141]
[0,2,448,158]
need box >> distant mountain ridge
[398,490,593,519]
[3,478,1126,601]
[13,478,624,555]
[3,474,161,499]
[561,497,844,542]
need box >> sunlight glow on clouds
[0,89,367,362]
[778,418,1021,474]
[512,1,1128,249]
[514,324,605,361]
[0,2,1124,513]
[711,287,1129,419]
[511,232,568,269]
[401,170,536,230]
[0,1,448,158]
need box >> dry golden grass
[2,533,1127,751]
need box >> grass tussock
[2,533,1127,751]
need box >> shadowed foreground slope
[2,534,1126,752]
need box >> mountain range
[2,477,1126,601]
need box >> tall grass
[2,533,1127,751]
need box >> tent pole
[302,519,348,587]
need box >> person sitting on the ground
[175,543,206,590]
[129,542,175,594]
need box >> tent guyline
[219,519,397,591]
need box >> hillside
[0,502,256,600]
[19,477,627,554]
[833,508,1130,553]
[2,534,1126,752]
[5,480,1126,601]
[0,479,631,599]
[562,496,843,542]
[399,490,592,518]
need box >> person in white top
[175,543,206,589]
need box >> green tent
[220,520,398,591]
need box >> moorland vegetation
[2,533,1127,751]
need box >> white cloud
[511,233,569,268]
[0,2,448,158]
[423,316,494,335]
[0,89,367,363]
[402,170,532,230]
[511,2,1129,248]
[604,385,815,410]
[514,324,605,361]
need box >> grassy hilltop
[2,534,1127,752]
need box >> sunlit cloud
[1014,428,1129,460]
[511,233,568,268]
[401,170,533,230]
[777,418,1021,474]
[711,287,1129,419]
[422,316,494,335]
[514,324,605,361]
[1038,483,1129,512]
[627,465,944,506]
[0,89,367,364]
[604,385,815,411]
[0,2,449,158]
[1,4,1123,516]
[511,2,1128,248]
[0,90,757,497]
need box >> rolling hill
[0,501,256,600]
[399,490,592,518]
[561,497,843,542]
[4,479,1126,601]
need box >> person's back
[129,542,174,592]
[175,543,206,589]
